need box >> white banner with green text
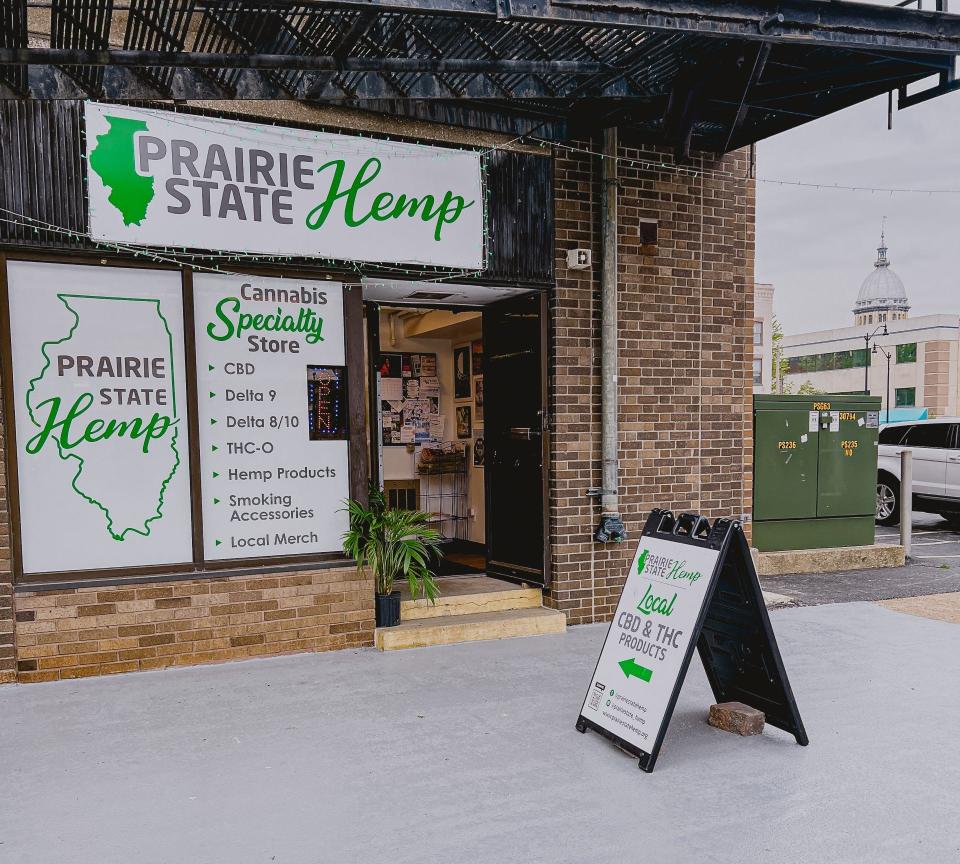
[85,102,484,269]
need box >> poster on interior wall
[378,353,402,379]
[456,405,472,438]
[473,437,485,467]
[84,102,484,268]
[454,345,471,398]
[380,352,439,446]
[192,272,349,561]
[6,261,194,574]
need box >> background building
[782,236,959,417]
[754,283,776,393]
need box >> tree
[796,380,824,395]
[770,315,789,393]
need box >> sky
[755,78,960,335]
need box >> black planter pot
[375,591,402,627]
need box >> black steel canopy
[2,0,959,152]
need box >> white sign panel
[85,102,484,269]
[7,261,193,574]
[580,536,720,754]
[193,273,350,561]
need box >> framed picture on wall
[456,405,472,439]
[454,345,471,399]
[474,376,484,423]
[471,339,483,376]
[473,436,485,467]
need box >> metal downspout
[596,126,625,543]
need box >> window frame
[0,252,367,587]
[894,386,917,408]
[896,343,917,364]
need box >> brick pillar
[547,140,755,624]
[0,364,16,683]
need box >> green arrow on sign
[209,391,216,399]
[215,539,222,546]
[619,658,653,682]
[213,498,220,505]
[208,364,215,371]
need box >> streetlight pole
[863,323,888,395]
[873,343,892,422]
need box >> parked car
[876,418,960,526]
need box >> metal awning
[2,0,959,153]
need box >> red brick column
[547,140,755,624]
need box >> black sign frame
[576,509,808,773]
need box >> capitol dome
[852,233,910,325]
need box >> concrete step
[375,606,566,651]
[402,576,541,621]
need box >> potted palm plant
[342,487,442,627]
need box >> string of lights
[520,135,960,196]
[2,101,955,283]
[0,208,487,287]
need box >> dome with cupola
[853,228,910,326]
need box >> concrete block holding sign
[708,701,765,737]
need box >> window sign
[6,261,193,574]
[85,101,484,269]
[193,273,350,561]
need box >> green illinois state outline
[89,115,155,226]
[24,294,181,542]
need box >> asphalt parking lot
[761,512,960,607]
[875,512,960,565]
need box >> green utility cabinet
[753,394,881,551]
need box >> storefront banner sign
[7,261,193,574]
[580,534,720,756]
[193,273,350,560]
[84,101,485,269]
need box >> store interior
[374,304,487,576]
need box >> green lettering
[25,393,94,454]
[207,296,239,342]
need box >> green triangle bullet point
[212,445,219,452]
[208,364,215,371]
[213,471,220,478]
[213,498,220,505]
[215,539,222,546]
[210,418,217,425]
[209,391,216,399]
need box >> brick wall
[547,141,755,625]
[14,567,373,682]
[0,368,14,683]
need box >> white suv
[876,418,960,526]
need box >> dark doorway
[483,292,549,586]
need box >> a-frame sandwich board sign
[576,509,808,773]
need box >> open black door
[483,292,549,586]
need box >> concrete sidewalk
[1,603,958,864]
